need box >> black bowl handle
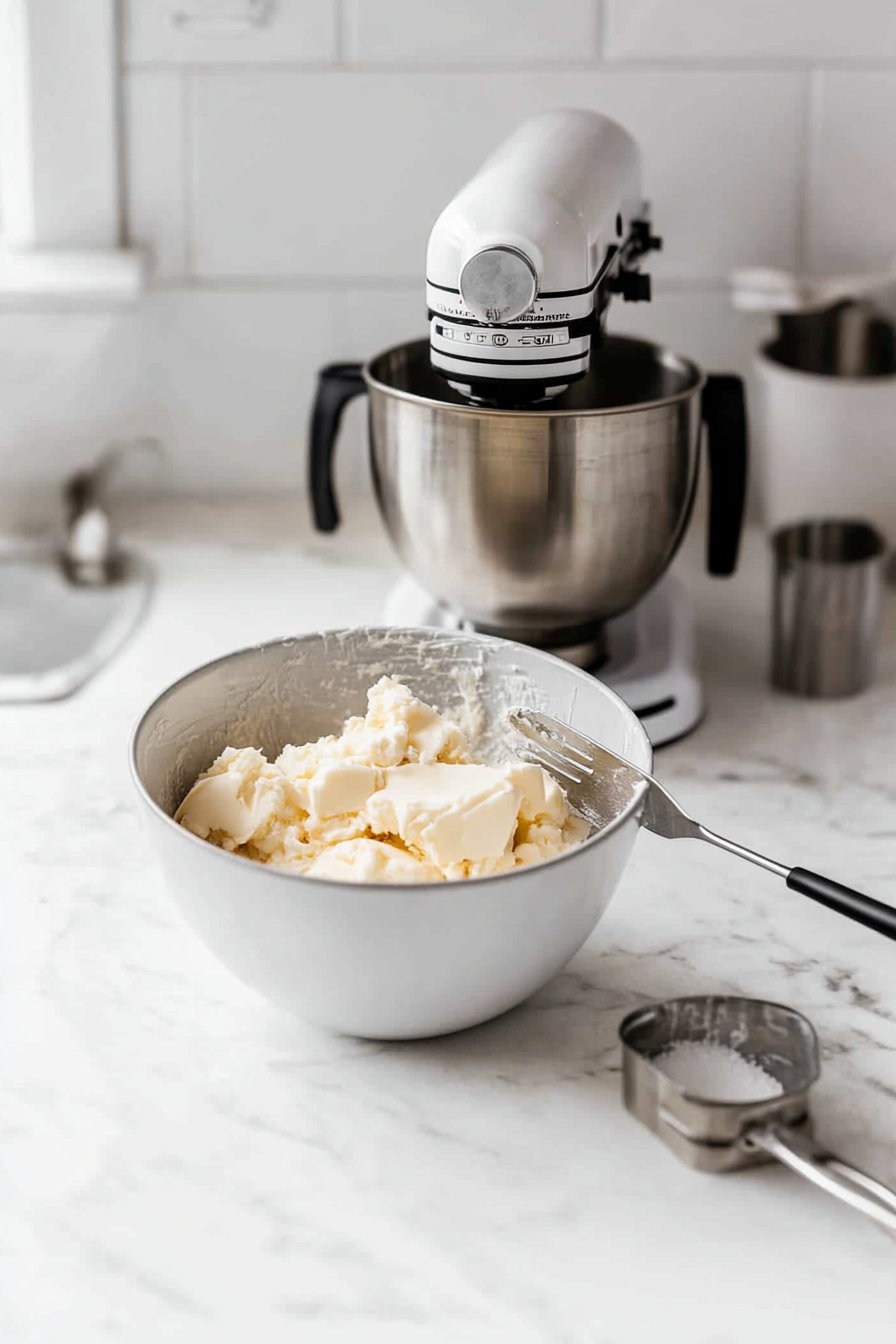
[702,373,748,576]
[309,363,367,533]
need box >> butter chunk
[368,763,521,867]
[340,676,470,766]
[174,747,302,847]
[504,761,567,824]
[402,696,468,763]
[308,762,378,819]
[308,838,443,884]
[175,676,590,882]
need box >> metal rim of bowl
[129,624,653,892]
[363,335,707,418]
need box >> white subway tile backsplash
[0,291,342,509]
[143,290,342,489]
[0,309,154,530]
[330,286,426,489]
[604,0,896,62]
[609,287,773,522]
[123,0,336,66]
[805,73,896,274]
[124,72,187,279]
[609,287,769,378]
[336,286,427,356]
[189,70,803,283]
[342,0,598,66]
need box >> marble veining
[1,500,895,1344]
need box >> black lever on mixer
[702,374,748,577]
[309,363,367,532]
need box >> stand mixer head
[426,109,661,406]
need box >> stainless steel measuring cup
[771,519,887,697]
[619,995,896,1235]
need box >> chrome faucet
[62,439,162,586]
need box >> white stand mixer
[310,109,746,748]
[400,108,714,745]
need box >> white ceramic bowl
[130,628,651,1039]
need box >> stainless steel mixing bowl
[130,628,651,1040]
[310,337,747,647]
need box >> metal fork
[508,707,896,943]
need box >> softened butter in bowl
[173,674,589,882]
[130,628,651,1039]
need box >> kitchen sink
[0,539,152,702]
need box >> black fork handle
[787,868,896,940]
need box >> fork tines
[507,709,596,785]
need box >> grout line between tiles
[114,0,130,247]
[122,58,896,75]
[798,68,824,274]
[181,71,194,280]
[142,275,733,296]
[594,0,605,62]
[334,0,348,66]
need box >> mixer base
[381,572,703,748]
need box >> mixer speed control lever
[631,219,663,254]
[611,270,652,302]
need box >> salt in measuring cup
[619,995,896,1236]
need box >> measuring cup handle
[750,1123,896,1236]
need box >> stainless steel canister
[772,519,887,697]
[309,336,747,647]
[753,300,896,542]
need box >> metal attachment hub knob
[459,246,538,323]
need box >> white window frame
[0,0,144,306]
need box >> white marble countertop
[2,498,896,1344]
